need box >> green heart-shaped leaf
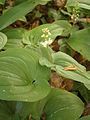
[2,28,26,49]
[44,88,84,120]
[18,88,84,120]
[0,48,51,102]
[67,28,90,61]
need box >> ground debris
[50,71,73,91]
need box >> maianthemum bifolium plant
[0,0,90,120]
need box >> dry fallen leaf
[83,103,90,116]
[53,0,67,8]
[50,72,73,91]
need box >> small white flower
[40,38,53,47]
[48,31,51,36]
[42,28,49,33]
[40,41,47,47]
[40,27,52,47]
[48,38,53,44]
[45,35,49,38]
[41,28,51,39]
[41,34,45,38]
[42,28,51,36]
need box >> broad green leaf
[73,82,90,102]
[67,28,90,61]
[15,0,26,5]
[3,8,27,22]
[0,0,50,30]
[3,28,27,49]
[79,115,90,120]
[67,0,90,8]
[18,88,84,120]
[0,100,16,120]
[26,20,71,46]
[66,0,80,13]
[78,0,90,4]
[78,0,90,10]
[84,71,90,89]
[44,88,84,120]
[15,0,50,5]
[19,99,47,120]
[79,3,90,10]
[0,32,7,50]
[3,28,26,39]
[87,71,90,75]
[0,48,51,102]
[53,52,90,89]
[39,46,53,62]
[19,16,27,22]
[39,51,90,89]
[0,0,5,4]
[66,0,78,7]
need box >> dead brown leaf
[50,71,73,91]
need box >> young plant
[0,0,90,120]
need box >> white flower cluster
[71,8,80,22]
[40,28,53,47]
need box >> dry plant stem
[78,18,90,23]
